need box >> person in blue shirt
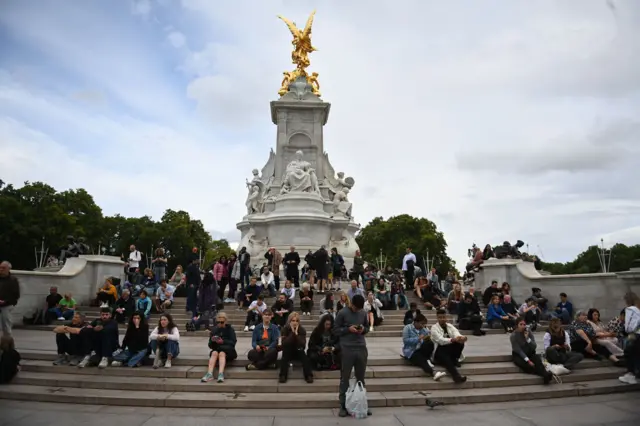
[402,313,445,381]
[246,309,280,370]
[550,292,572,324]
[486,295,515,332]
[136,289,152,320]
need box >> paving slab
[508,403,640,426]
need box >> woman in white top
[150,313,180,369]
[280,280,296,300]
[619,291,640,385]
[260,267,276,297]
[364,291,384,332]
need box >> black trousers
[458,315,483,333]
[339,347,368,406]
[545,346,583,369]
[308,349,340,370]
[286,268,299,288]
[512,351,550,379]
[272,313,289,328]
[408,340,434,375]
[624,337,640,375]
[571,339,612,358]
[280,345,313,379]
[524,310,539,324]
[245,311,260,327]
[247,347,279,369]
[404,270,414,289]
[301,300,313,313]
[97,292,115,306]
[81,327,118,358]
[56,333,87,356]
[434,342,464,379]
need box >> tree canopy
[541,243,640,275]
[0,180,227,272]
[355,214,456,276]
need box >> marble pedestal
[237,192,360,270]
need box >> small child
[0,335,21,384]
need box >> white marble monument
[236,77,360,268]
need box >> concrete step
[17,358,609,380]
[11,367,623,393]
[1,379,637,407]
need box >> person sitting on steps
[150,313,180,369]
[244,295,267,332]
[307,314,341,371]
[402,313,446,381]
[114,289,135,324]
[78,307,119,369]
[201,312,237,383]
[457,292,485,336]
[279,312,314,383]
[487,295,515,333]
[404,302,421,325]
[154,279,176,313]
[52,312,88,366]
[111,312,149,368]
[518,297,541,331]
[272,293,294,328]
[543,317,584,370]
[299,282,314,316]
[511,318,554,384]
[246,309,280,371]
[430,309,468,383]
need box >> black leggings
[408,340,434,375]
[512,351,550,379]
[571,339,612,358]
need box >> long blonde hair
[286,311,301,326]
[338,292,351,307]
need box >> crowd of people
[0,241,639,415]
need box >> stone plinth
[476,258,640,320]
[10,255,125,322]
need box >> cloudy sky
[1,0,639,268]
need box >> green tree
[355,214,456,276]
[202,239,236,269]
[540,244,640,274]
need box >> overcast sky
[1,0,638,268]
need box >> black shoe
[338,407,348,417]
[454,361,462,368]
[367,409,372,416]
[543,373,552,384]
[613,359,626,368]
[279,375,287,383]
[453,375,467,383]
[305,376,314,383]
[480,330,486,336]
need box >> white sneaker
[111,360,122,367]
[243,326,249,332]
[98,357,109,369]
[153,352,164,369]
[164,359,172,368]
[57,317,65,321]
[249,325,255,331]
[78,355,91,368]
[370,326,374,332]
[434,371,447,381]
[619,372,638,385]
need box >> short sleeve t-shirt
[157,285,176,301]
[59,298,76,309]
[249,301,267,314]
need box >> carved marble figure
[280,150,320,195]
[244,149,276,214]
[323,153,355,201]
[332,187,352,217]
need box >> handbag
[345,380,368,419]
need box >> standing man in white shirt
[128,245,142,281]
[402,247,417,290]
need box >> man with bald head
[283,246,301,288]
[0,261,20,336]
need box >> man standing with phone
[334,294,372,418]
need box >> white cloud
[131,0,152,18]
[167,31,186,48]
[1,0,639,270]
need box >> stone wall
[9,255,125,322]
[475,258,640,320]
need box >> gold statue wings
[277,10,317,69]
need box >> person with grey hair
[114,289,135,324]
[0,261,20,337]
[569,310,624,367]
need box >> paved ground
[0,393,638,425]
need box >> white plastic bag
[345,380,368,419]
[548,364,571,376]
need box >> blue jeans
[550,309,571,324]
[49,308,75,320]
[266,283,276,297]
[150,339,180,359]
[113,348,148,367]
[394,294,409,308]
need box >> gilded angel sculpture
[278,11,317,71]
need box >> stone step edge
[12,367,622,392]
[0,379,637,407]
[18,350,512,365]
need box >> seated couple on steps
[402,309,468,383]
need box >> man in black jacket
[313,245,329,293]
[283,246,301,288]
[239,246,251,289]
[0,261,20,337]
[272,293,294,328]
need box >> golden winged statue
[277,10,321,97]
